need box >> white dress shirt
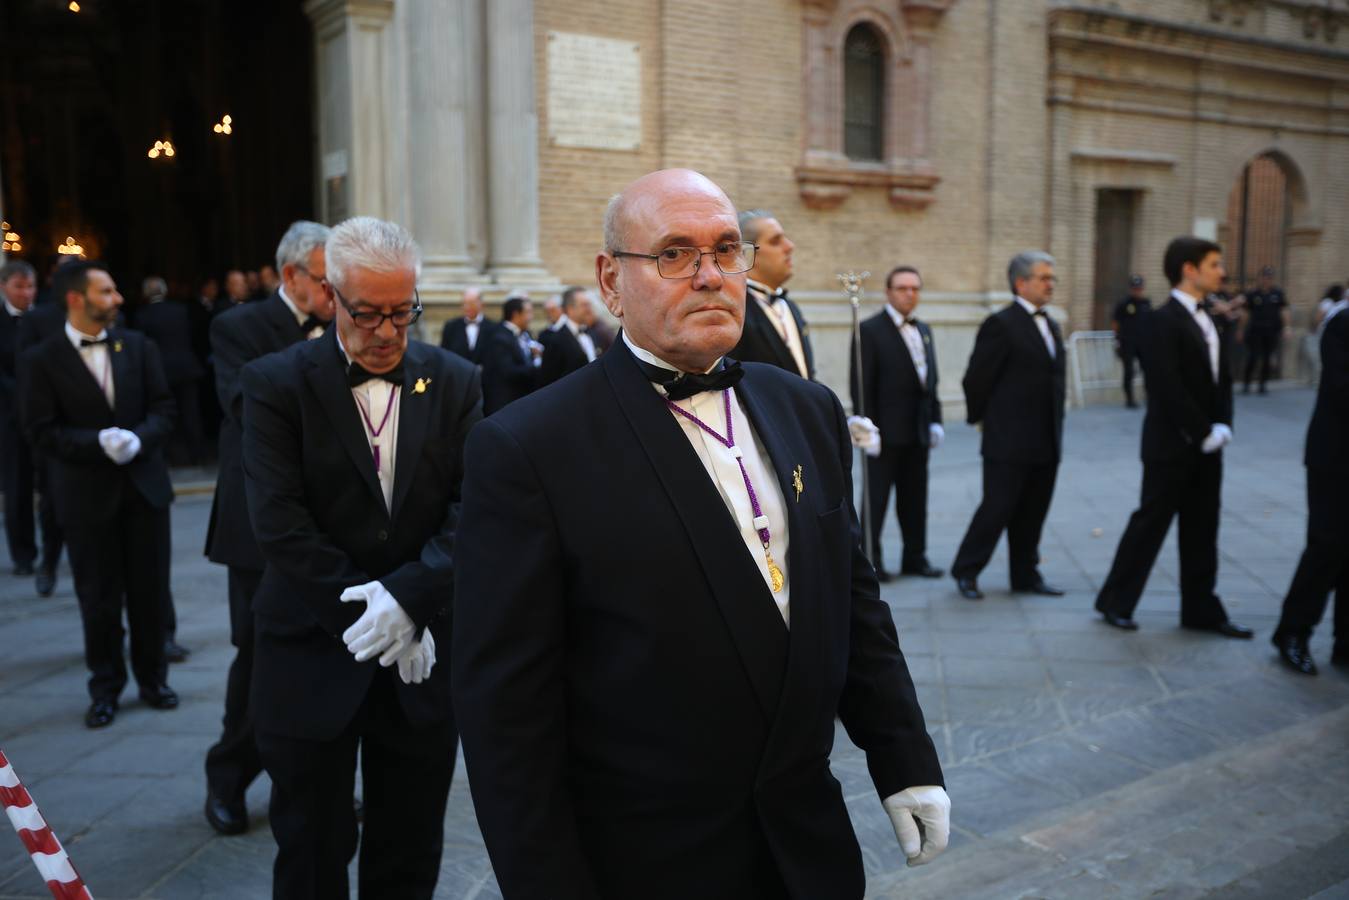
[625,332,791,626]
[279,286,324,340]
[336,329,402,511]
[883,304,928,384]
[1171,288,1220,382]
[504,320,541,367]
[3,298,24,318]
[1320,298,1348,329]
[748,279,809,379]
[65,321,114,408]
[560,315,597,362]
[1014,296,1056,359]
[465,315,484,352]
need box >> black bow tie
[347,361,405,388]
[301,316,323,334]
[900,315,919,327]
[634,357,744,402]
[80,337,108,347]
[1197,297,1214,313]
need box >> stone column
[304,0,397,222]
[484,0,552,284]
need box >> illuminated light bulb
[9,243,19,252]
[222,124,231,134]
[222,115,232,125]
[213,124,223,133]
[148,147,159,158]
[4,232,17,242]
[1,242,9,251]
[0,221,8,230]
[164,143,175,157]
[69,1,80,11]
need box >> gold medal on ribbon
[765,551,784,593]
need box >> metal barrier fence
[1067,331,1123,408]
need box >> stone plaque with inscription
[547,32,641,152]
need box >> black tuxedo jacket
[453,338,941,899]
[15,301,65,358]
[538,324,590,386]
[241,332,481,740]
[850,310,942,447]
[963,302,1066,464]
[731,285,815,380]
[133,300,204,384]
[20,329,175,524]
[0,307,20,424]
[1138,298,1233,462]
[440,316,496,365]
[481,324,536,414]
[204,293,311,570]
[1305,311,1347,470]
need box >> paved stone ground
[1,383,1346,899]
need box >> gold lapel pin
[792,465,804,503]
[113,339,123,353]
[413,377,430,394]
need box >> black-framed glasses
[293,264,323,282]
[613,241,757,279]
[330,283,423,330]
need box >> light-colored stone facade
[306,0,1349,410]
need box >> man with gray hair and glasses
[731,209,814,380]
[242,216,480,898]
[951,250,1067,600]
[202,220,334,836]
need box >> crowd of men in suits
[0,165,1344,897]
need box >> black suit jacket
[453,339,941,899]
[204,293,311,570]
[20,329,175,524]
[241,332,482,740]
[1138,298,1233,462]
[850,310,942,447]
[963,302,1066,464]
[481,324,537,415]
[133,300,204,384]
[440,316,496,366]
[731,284,815,380]
[0,307,21,425]
[538,324,590,386]
[1305,312,1347,470]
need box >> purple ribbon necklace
[354,382,398,471]
[667,390,784,594]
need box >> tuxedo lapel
[303,332,386,512]
[1168,298,1209,357]
[262,293,301,347]
[53,334,114,415]
[746,293,795,372]
[389,341,432,521]
[602,342,788,723]
[1011,303,1055,365]
[920,322,938,391]
[882,316,923,391]
[108,330,133,421]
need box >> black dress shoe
[139,684,179,709]
[901,561,945,578]
[1272,634,1317,676]
[1100,610,1139,631]
[35,567,56,597]
[13,562,34,576]
[85,699,117,728]
[1183,619,1255,639]
[955,576,983,600]
[1012,579,1065,597]
[874,568,897,584]
[205,792,248,836]
[164,640,190,663]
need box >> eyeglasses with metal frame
[612,241,757,279]
[329,282,423,330]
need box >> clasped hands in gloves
[847,417,945,456]
[98,428,141,465]
[1200,423,1233,454]
[883,785,951,867]
[340,581,435,684]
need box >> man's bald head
[603,169,734,254]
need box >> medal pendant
[765,552,784,593]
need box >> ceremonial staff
[838,271,873,566]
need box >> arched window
[843,24,885,161]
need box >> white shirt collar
[503,320,522,337]
[1323,299,1349,325]
[3,298,24,318]
[278,285,308,327]
[559,314,580,337]
[1014,296,1043,317]
[65,320,107,349]
[622,330,720,378]
[1170,287,1202,314]
[884,303,914,328]
[747,279,783,301]
[465,314,483,325]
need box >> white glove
[883,785,950,867]
[390,629,436,684]
[847,415,882,458]
[97,428,141,465]
[340,581,415,664]
[929,423,945,450]
[1200,423,1233,454]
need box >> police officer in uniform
[1241,266,1290,394]
[1111,275,1151,408]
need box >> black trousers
[951,459,1058,586]
[867,442,930,569]
[1095,452,1228,626]
[1275,466,1349,644]
[1,418,36,567]
[63,486,170,701]
[1243,328,1278,389]
[33,457,64,571]
[205,566,263,801]
[256,669,457,900]
[1120,343,1141,405]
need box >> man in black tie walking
[539,285,598,386]
[850,265,944,581]
[731,209,813,380]
[242,216,480,898]
[1094,237,1252,639]
[439,287,495,366]
[20,261,178,727]
[950,252,1067,600]
[481,294,540,414]
[202,220,332,836]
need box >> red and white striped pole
[0,749,93,900]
